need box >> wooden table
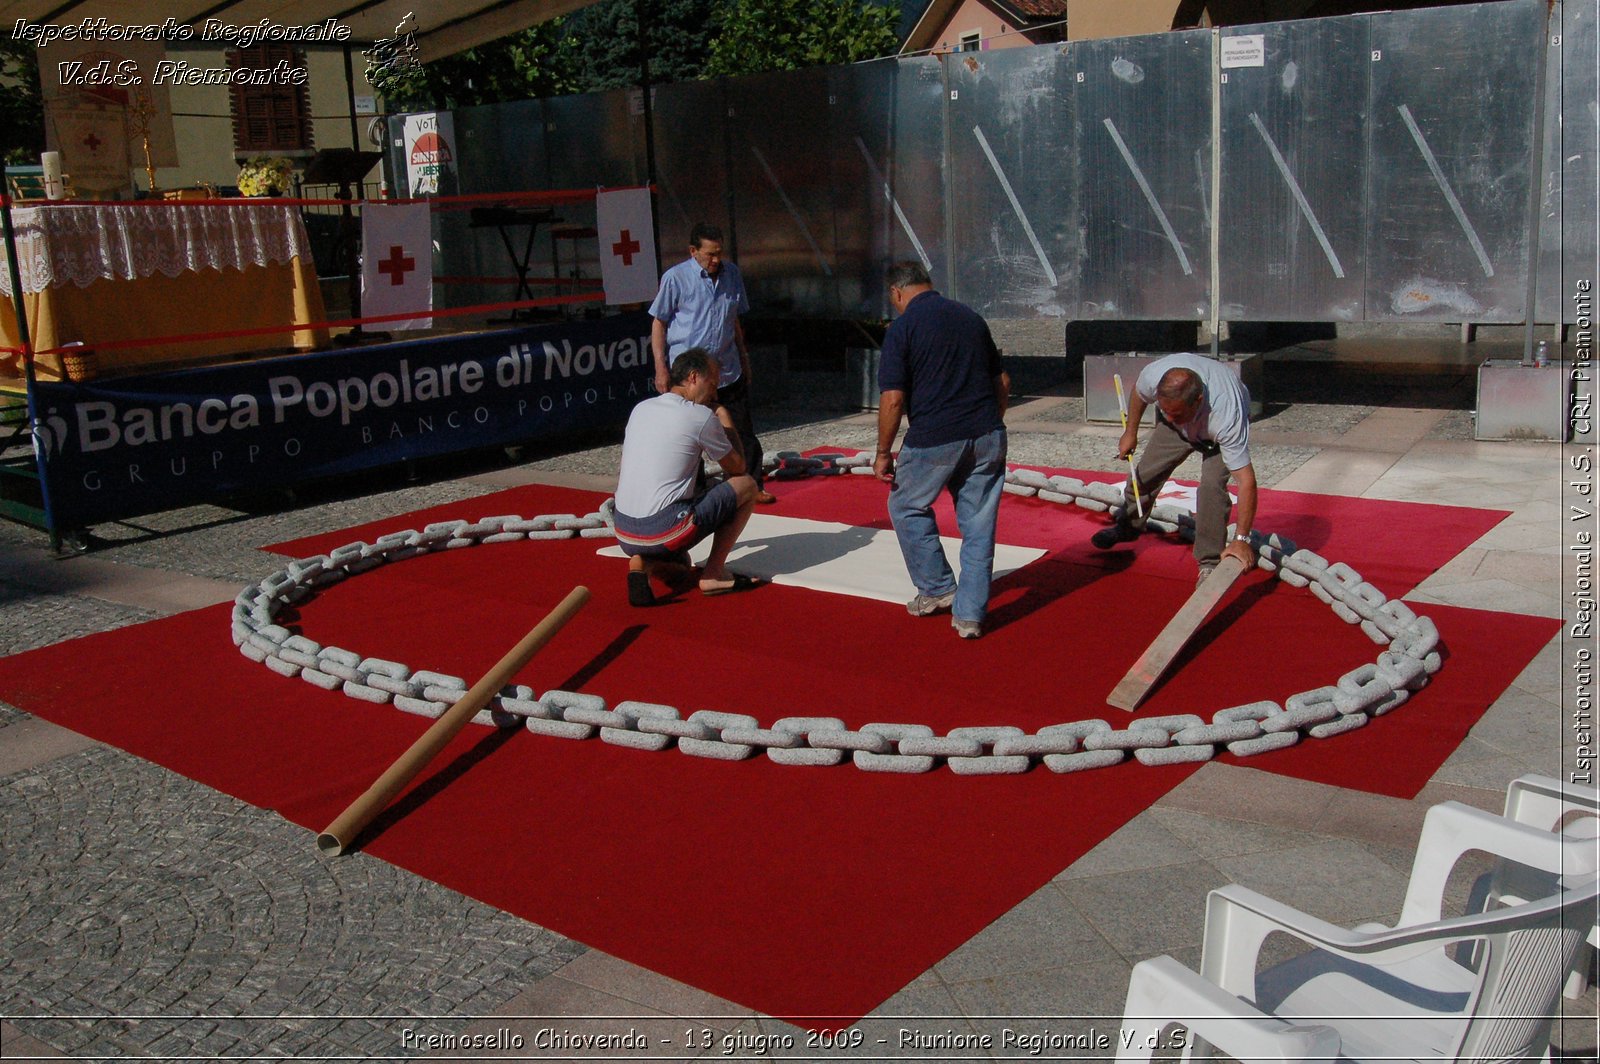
[1,201,329,381]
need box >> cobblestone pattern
[987,319,1067,358]
[1026,397,1089,422]
[0,585,157,657]
[1253,402,1376,435]
[1023,394,1376,441]
[0,482,497,585]
[0,746,584,1060]
[1000,434,1319,490]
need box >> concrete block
[1135,744,1214,766]
[949,754,1031,775]
[1043,749,1126,772]
[395,695,447,719]
[1227,731,1299,756]
[524,717,594,739]
[342,681,390,704]
[1309,713,1368,739]
[1215,700,1281,724]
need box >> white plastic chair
[1497,774,1600,997]
[1117,802,1598,1063]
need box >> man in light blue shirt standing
[648,223,774,503]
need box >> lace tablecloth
[1,203,316,295]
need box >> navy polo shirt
[878,290,1005,448]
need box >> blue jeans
[888,427,1007,623]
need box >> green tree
[559,0,720,93]
[707,0,899,78]
[0,36,45,166]
[369,22,580,112]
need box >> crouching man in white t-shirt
[613,348,763,606]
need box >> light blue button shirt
[648,257,750,386]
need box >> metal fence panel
[1539,0,1599,320]
[430,100,551,310]
[724,67,841,315]
[1366,0,1544,322]
[944,44,1078,318]
[399,0,1577,329]
[543,90,642,189]
[541,91,644,289]
[1072,29,1213,321]
[886,56,950,317]
[828,61,902,320]
[650,79,733,259]
[1218,16,1368,321]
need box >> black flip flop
[700,573,764,597]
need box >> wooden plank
[1106,555,1247,712]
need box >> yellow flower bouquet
[236,156,294,197]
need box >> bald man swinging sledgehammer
[1094,354,1262,710]
[1090,353,1260,586]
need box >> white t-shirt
[614,392,734,518]
[1136,353,1253,471]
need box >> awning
[1,0,598,63]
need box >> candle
[41,151,63,200]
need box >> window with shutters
[227,45,313,160]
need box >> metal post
[342,44,361,150]
[939,54,957,298]
[1209,28,1223,359]
[1521,4,1554,362]
[1,171,62,548]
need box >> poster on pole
[402,113,456,196]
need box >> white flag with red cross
[595,187,659,305]
[361,203,433,330]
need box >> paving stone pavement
[0,584,157,656]
[0,746,584,1061]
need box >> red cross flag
[361,203,433,330]
[595,187,659,305]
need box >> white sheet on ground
[597,513,1047,605]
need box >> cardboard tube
[317,585,590,855]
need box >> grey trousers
[1121,416,1232,568]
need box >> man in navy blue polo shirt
[872,261,1010,639]
[648,223,774,504]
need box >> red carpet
[0,472,1553,1021]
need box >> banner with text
[30,313,653,528]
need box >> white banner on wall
[595,187,659,305]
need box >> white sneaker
[952,618,982,639]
